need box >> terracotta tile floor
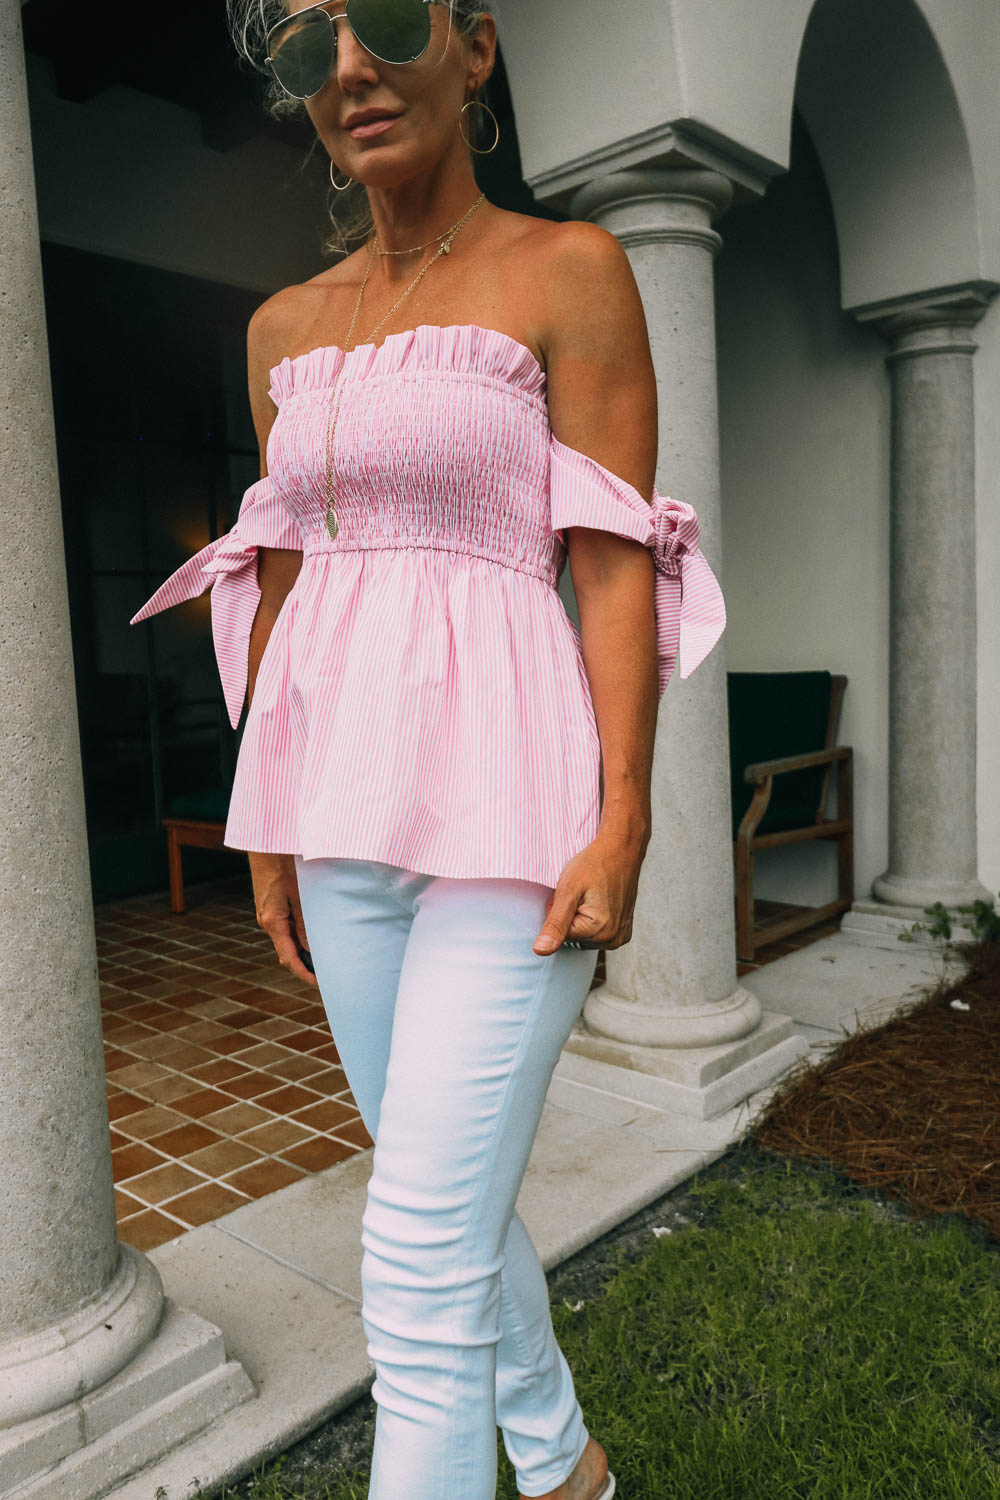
[99,873,373,1253]
[99,873,837,1251]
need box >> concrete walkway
[107,931,960,1500]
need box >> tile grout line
[115,1133,367,1206]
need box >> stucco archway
[795,0,982,311]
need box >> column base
[841,895,993,952]
[583,981,762,1050]
[0,1269,255,1498]
[870,870,995,910]
[1,1243,166,1428]
[563,1006,810,1122]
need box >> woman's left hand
[533,833,648,955]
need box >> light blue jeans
[294,855,600,1500]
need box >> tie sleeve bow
[129,476,302,729]
[549,436,726,698]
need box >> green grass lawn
[197,1144,1000,1500]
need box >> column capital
[852,281,1000,357]
[568,167,734,256]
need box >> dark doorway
[42,244,262,902]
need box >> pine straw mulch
[749,936,1000,1246]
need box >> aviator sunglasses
[265,0,447,99]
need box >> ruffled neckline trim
[268,323,547,406]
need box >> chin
[352,151,429,188]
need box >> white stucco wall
[501,0,1000,271]
[714,120,893,909]
[497,0,681,190]
[717,170,1000,908]
[709,0,1000,909]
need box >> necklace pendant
[325,505,339,541]
[441,241,451,254]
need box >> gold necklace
[377,208,475,256]
[374,193,485,255]
[323,190,485,540]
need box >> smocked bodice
[266,324,562,586]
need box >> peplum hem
[222,545,601,891]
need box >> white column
[0,3,253,1490]
[561,168,808,1114]
[843,289,996,946]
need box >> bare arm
[249,551,301,705]
[543,222,659,852]
[241,293,318,987]
[245,294,304,709]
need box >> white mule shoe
[595,1475,616,1498]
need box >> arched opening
[713,0,979,914]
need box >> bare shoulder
[525,219,657,498]
[244,283,318,474]
[495,210,620,263]
[247,284,303,385]
[247,265,346,379]
[536,215,629,270]
[246,257,355,408]
[491,211,626,287]
[535,219,649,363]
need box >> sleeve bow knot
[129,477,302,730]
[549,436,726,699]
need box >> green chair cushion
[166,787,231,822]
[728,671,832,839]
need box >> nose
[331,10,381,91]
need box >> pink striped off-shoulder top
[130,323,725,888]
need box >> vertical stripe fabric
[129,323,725,888]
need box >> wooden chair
[163,787,231,914]
[729,671,854,962]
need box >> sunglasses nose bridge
[326,5,393,84]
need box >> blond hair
[225,0,497,256]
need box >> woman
[131,2,726,1495]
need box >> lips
[345,111,402,137]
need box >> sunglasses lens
[268,11,335,97]
[349,0,431,62]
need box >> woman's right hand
[247,851,319,989]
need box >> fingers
[533,928,562,955]
[289,892,312,957]
[249,856,319,988]
[533,909,602,954]
[533,858,635,954]
[266,918,319,988]
[533,899,616,954]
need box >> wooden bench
[729,671,854,962]
[163,788,231,914]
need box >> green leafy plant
[899,891,1000,945]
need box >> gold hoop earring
[329,159,353,191]
[459,95,500,156]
